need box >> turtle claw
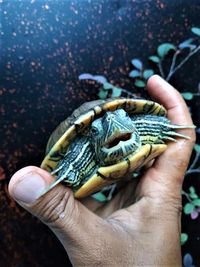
[162,136,177,142]
[39,175,65,198]
[163,130,191,140]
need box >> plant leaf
[188,44,197,50]
[134,79,146,88]
[111,87,122,97]
[191,27,200,36]
[103,82,113,90]
[148,55,160,63]
[194,144,200,152]
[189,186,195,194]
[93,75,107,84]
[192,199,200,207]
[181,92,194,100]
[129,70,141,78]
[143,69,154,79]
[183,203,195,214]
[98,89,108,99]
[131,59,143,70]
[189,187,198,199]
[92,192,107,202]
[190,193,198,199]
[178,38,194,49]
[181,233,188,245]
[78,73,94,80]
[157,43,176,58]
[191,210,199,219]
[183,253,193,267]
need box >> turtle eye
[91,127,99,135]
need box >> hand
[9,75,195,267]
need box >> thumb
[8,166,104,265]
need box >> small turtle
[41,98,194,198]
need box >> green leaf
[194,144,200,152]
[178,38,194,49]
[131,59,143,70]
[184,203,195,214]
[191,27,200,36]
[189,186,195,194]
[143,69,154,79]
[181,233,188,245]
[148,55,160,63]
[190,193,198,199]
[157,43,176,58]
[98,90,108,99]
[134,79,146,88]
[181,92,194,100]
[111,87,122,97]
[92,192,107,202]
[189,187,198,199]
[129,70,141,78]
[192,199,200,207]
[103,82,113,90]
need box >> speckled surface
[0,1,200,266]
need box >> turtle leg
[51,136,97,189]
[131,114,195,144]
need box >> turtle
[40,98,194,199]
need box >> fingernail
[12,172,47,204]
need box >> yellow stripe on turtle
[40,98,168,199]
[74,144,167,198]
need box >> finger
[136,75,196,199]
[147,75,194,126]
[8,166,106,265]
[147,75,196,172]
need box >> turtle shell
[41,98,167,198]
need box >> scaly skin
[50,109,193,190]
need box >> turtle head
[90,109,141,165]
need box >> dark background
[0,1,200,266]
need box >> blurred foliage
[183,253,195,267]
[129,27,200,89]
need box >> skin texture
[9,75,196,267]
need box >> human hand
[9,75,195,267]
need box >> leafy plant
[183,253,195,267]
[181,82,200,101]
[129,27,200,88]
[181,144,200,220]
[79,73,136,99]
[181,233,188,245]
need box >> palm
[81,76,195,220]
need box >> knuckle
[175,158,189,172]
[144,192,182,219]
[33,186,76,228]
[188,133,196,148]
